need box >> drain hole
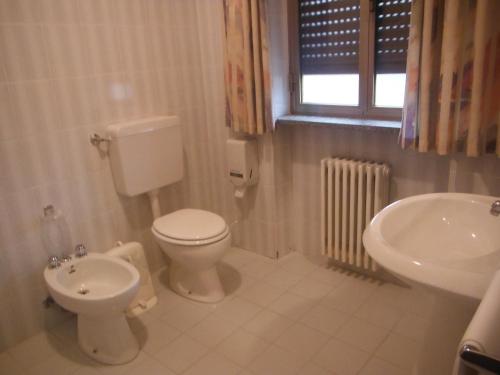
[78,287,90,295]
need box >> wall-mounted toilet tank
[107,116,183,197]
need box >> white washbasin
[364,193,500,300]
[363,193,500,375]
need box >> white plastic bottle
[41,205,72,261]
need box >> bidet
[44,252,140,364]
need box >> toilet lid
[153,209,228,241]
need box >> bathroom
[1,0,499,374]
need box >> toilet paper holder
[226,139,258,198]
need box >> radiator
[320,158,390,271]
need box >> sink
[363,193,500,375]
[364,193,500,299]
[44,253,140,365]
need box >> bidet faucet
[48,255,61,269]
[75,244,87,258]
[491,200,500,216]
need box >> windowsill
[276,114,401,131]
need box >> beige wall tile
[0,25,49,80]
[0,0,41,23]
[44,25,91,77]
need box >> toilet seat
[152,209,229,246]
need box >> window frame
[288,0,403,121]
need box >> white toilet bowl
[152,208,230,303]
[44,253,140,365]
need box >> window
[289,0,412,120]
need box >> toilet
[152,208,231,303]
[106,116,230,303]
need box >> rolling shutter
[299,0,361,75]
[374,0,412,74]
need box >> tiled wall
[0,0,249,350]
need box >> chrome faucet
[48,255,61,269]
[491,200,500,216]
[75,244,87,258]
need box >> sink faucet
[491,200,500,216]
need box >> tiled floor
[0,248,434,375]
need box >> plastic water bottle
[41,205,72,261]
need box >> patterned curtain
[400,0,500,157]
[223,0,273,135]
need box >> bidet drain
[77,287,90,295]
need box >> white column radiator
[320,157,390,271]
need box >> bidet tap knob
[491,200,500,216]
[75,244,87,258]
[48,255,61,269]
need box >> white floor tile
[161,299,215,331]
[274,322,329,363]
[288,278,334,300]
[153,334,208,374]
[71,367,102,375]
[216,329,269,366]
[183,352,241,375]
[237,280,287,307]
[309,266,350,286]
[393,313,429,342]
[212,297,262,325]
[186,314,239,347]
[299,361,334,375]
[121,354,175,375]
[220,248,261,269]
[359,357,409,375]
[375,333,421,370]
[354,297,404,330]
[240,259,278,279]
[151,288,188,313]
[220,269,260,296]
[26,346,84,375]
[130,317,181,354]
[268,292,313,320]
[242,309,294,342]
[49,317,78,345]
[335,317,390,353]
[93,351,149,375]
[8,332,65,370]
[0,352,26,375]
[279,255,318,276]
[320,278,378,314]
[300,305,350,336]
[248,345,306,375]
[262,268,303,288]
[313,337,371,375]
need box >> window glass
[374,0,411,108]
[374,73,406,107]
[302,74,359,106]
